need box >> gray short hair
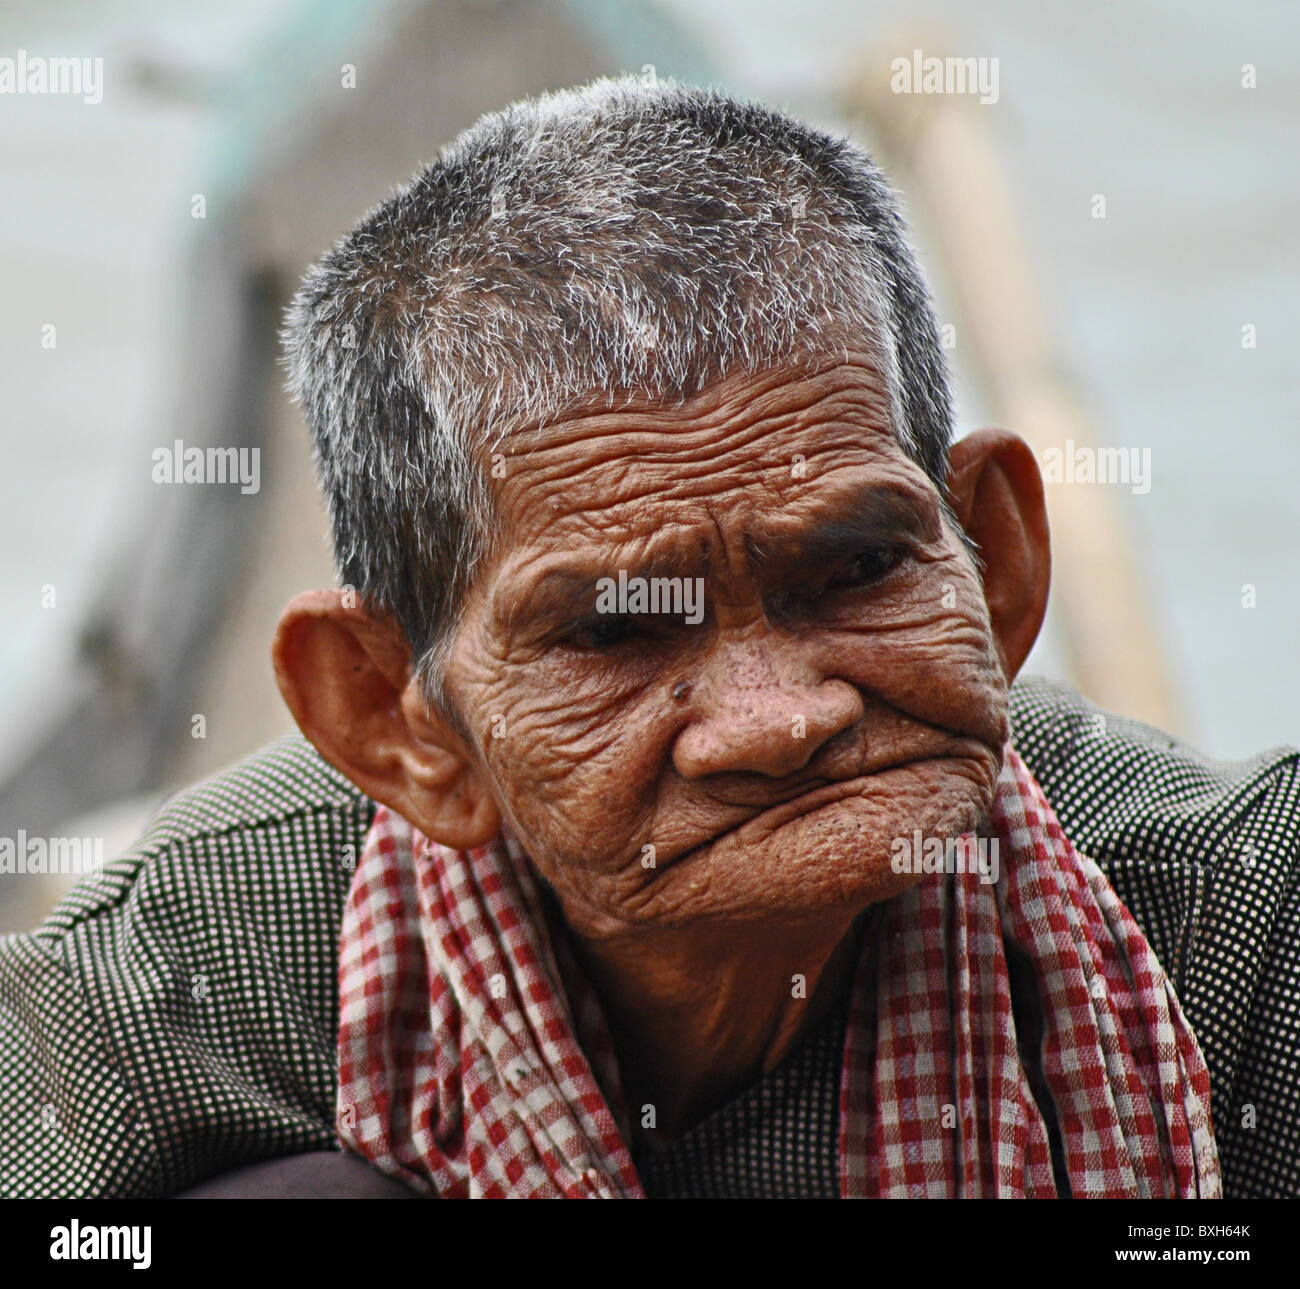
[281,74,955,709]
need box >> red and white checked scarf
[336,747,1220,1198]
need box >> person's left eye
[824,545,904,590]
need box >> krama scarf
[335,746,1220,1198]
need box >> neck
[553,901,868,1140]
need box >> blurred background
[1,0,1296,929]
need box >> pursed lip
[656,753,954,870]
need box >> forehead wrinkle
[503,348,839,442]
[499,351,896,485]
[490,373,903,570]
[504,403,895,530]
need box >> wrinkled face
[444,349,1010,937]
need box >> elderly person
[2,77,1296,1200]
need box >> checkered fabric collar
[335,746,1220,1198]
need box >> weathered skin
[275,345,1050,1139]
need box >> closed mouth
[660,754,952,871]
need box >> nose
[672,628,864,780]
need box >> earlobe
[944,429,1051,681]
[272,590,502,850]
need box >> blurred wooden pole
[839,40,1182,734]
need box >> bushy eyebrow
[491,481,939,635]
[492,548,702,635]
[748,485,938,577]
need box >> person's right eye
[561,615,640,650]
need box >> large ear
[271,589,502,849]
[945,428,1051,681]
